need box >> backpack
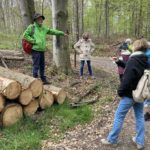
[145,48,150,69]
[22,25,35,54]
[132,70,150,103]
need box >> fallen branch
[69,81,81,87]
[1,58,8,68]
[70,95,99,107]
[77,84,100,102]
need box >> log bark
[1,56,24,61]
[0,94,5,112]
[0,50,23,57]
[44,85,66,104]
[38,90,54,109]
[19,88,32,105]
[2,103,23,127]
[0,77,21,99]
[23,100,39,116]
[0,67,43,97]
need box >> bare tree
[51,0,72,74]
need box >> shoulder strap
[30,25,35,36]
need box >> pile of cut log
[0,66,66,127]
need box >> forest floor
[41,55,150,150]
[1,50,150,150]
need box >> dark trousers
[80,60,93,76]
[32,50,46,81]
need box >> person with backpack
[74,32,95,79]
[144,42,150,121]
[101,39,149,150]
[23,13,67,84]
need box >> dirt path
[42,56,150,150]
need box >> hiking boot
[80,76,83,80]
[42,79,50,85]
[132,137,144,150]
[101,139,117,147]
[91,76,96,79]
[144,112,150,121]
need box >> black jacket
[118,51,148,98]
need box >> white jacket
[74,38,95,60]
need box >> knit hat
[125,38,132,44]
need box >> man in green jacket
[23,13,66,84]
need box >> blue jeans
[32,50,46,81]
[80,60,93,76]
[144,100,150,107]
[107,97,145,146]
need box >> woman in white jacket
[74,32,95,79]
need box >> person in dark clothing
[113,38,132,82]
[144,42,150,121]
[101,39,149,150]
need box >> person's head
[125,38,132,44]
[82,32,89,41]
[133,39,148,52]
[33,13,45,26]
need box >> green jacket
[23,22,64,52]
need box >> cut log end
[44,85,66,104]
[19,88,32,105]
[0,76,21,99]
[39,90,54,109]
[2,104,23,127]
[23,100,39,116]
[30,79,43,97]
[0,94,5,112]
[57,89,67,104]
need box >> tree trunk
[18,0,35,30]
[0,77,21,99]
[78,0,84,37]
[0,67,43,98]
[105,0,109,38]
[0,0,6,30]
[2,103,23,127]
[51,0,71,74]
[137,0,143,37]
[98,0,103,36]
[72,0,79,67]
[72,0,79,42]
